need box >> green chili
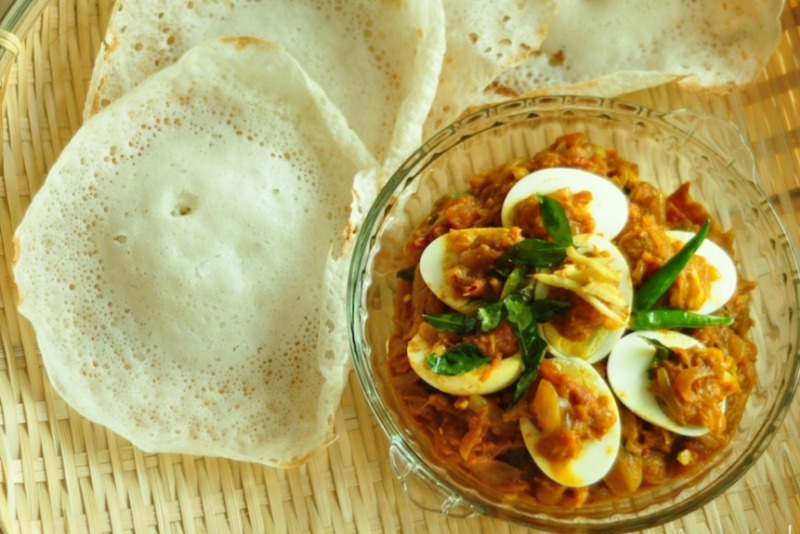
[633,220,711,312]
[631,309,734,330]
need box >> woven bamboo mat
[0,1,798,533]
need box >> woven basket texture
[0,0,798,532]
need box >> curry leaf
[645,337,676,380]
[529,299,573,323]
[504,293,535,332]
[537,194,573,246]
[423,312,478,334]
[503,290,551,408]
[500,266,528,300]
[499,238,566,269]
[504,294,572,331]
[426,344,490,375]
[647,337,675,367]
[396,266,415,281]
[509,331,548,408]
[477,302,505,333]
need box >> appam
[486,0,785,98]
[15,37,376,466]
[85,0,445,175]
[424,0,556,133]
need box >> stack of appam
[13,0,785,466]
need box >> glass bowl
[346,95,800,531]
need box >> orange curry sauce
[387,133,757,507]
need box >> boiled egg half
[407,333,524,396]
[501,167,629,240]
[665,230,738,314]
[534,234,633,363]
[419,227,517,313]
[607,330,709,437]
[520,357,621,487]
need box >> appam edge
[84,0,446,179]
[485,0,786,99]
[14,37,378,467]
[423,0,557,134]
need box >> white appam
[84,0,445,176]
[14,37,376,466]
[424,0,556,134]
[486,0,785,98]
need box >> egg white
[520,357,621,487]
[500,167,629,240]
[607,330,709,437]
[407,333,524,396]
[419,228,515,314]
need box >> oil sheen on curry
[388,133,756,507]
